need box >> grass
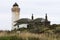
[0,31,60,40]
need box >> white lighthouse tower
[11,3,20,30]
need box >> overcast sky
[0,0,60,30]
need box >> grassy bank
[0,32,60,40]
[0,36,40,40]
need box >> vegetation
[0,30,60,40]
[0,24,60,40]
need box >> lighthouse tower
[11,3,20,30]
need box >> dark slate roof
[15,18,46,23]
[13,3,18,7]
[16,18,32,23]
[14,18,32,26]
[34,18,45,22]
[14,18,50,26]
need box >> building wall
[12,6,20,30]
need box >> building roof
[14,18,50,26]
[34,18,45,22]
[14,18,32,26]
[13,3,18,7]
[15,18,49,23]
[16,18,32,23]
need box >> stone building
[14,13,50,29]
[11,3,20,30]
[11,3,50,30]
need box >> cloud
[0,0,60,30]
[0,13,11,30]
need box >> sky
[0,0,60,30]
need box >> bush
[0,36,40,40]
[28,37,40,40]
[0,36,23,40]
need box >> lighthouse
[11,3,20,30]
